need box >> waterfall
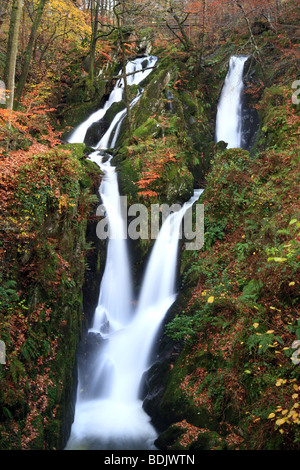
[68,57,156,149]
[215,55,249,149]
[65,56,202,450]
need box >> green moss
[155,425,186,450]
[61,78,106,131]
[190,431,227,450]
[165,168,194,204]
[257,85,300,150]
[131,68,173,131]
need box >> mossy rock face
[117,157,140,202]
[142,360,172,428]
[61,79,107,136]
[116,130,195,207]
[62,102,100,140]
[154,425,185,450]
[114,67,173,147]
[181,91,198,116]
[131,68,173,131]
[256,85,299,150]
[84,120,108,148]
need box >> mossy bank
[142,45,300,450]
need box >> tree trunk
[5,0,23,111]
[15,0,47,105]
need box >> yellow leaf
[268,413,275,419]
[253,323,259,329]
[276,379,286,386]
[289,282,295,286]
[292,393,298,399]
[275,418,286,426]
[266,330,274,334]
[207,296,214,304]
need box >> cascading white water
[215,55,248,149]
[65,56,202,450]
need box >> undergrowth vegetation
[0,140,100,448]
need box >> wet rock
[85,119,109,147]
